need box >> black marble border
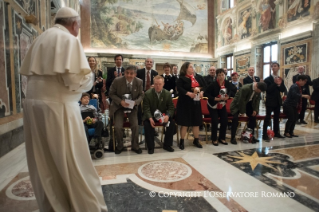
[102,179,217,212]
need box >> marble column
[311,22,319,79]
[252,45,263,79]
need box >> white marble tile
[0,143,28,192]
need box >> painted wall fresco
[287,0,311,22]
[90,0,208,53]
[258,0,276,32]
[238,8,252,39]
[0,0,9,117]
[235,54,251,76]
[0,0,53,118]
[284,44,307,65]
[281,39,311,90]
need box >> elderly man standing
[243,67,260,84]
[293,66,312,124]
[143,76,175,154]
[20,7,107,212]
[109,65,144,154]
[204,66,216,86]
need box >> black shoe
[148,149,154,154]
[275,134,285,138]
[193,138,203,148]
[179,139,184,150]
[262,135,270,142]
[284,133,292,138]
[219,139,228,145]
[315,120,319,123]
[163,146,174,152]
[252,137,259,143]
[133,148,142,154]
[115,148,122,154]
[230,138,237,145]
[154,131,159,137]
[300,120,307,124]
[212,141,218,146]
[291,134,298,137]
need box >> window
[226,55,233,77]
[263,43,278,79]
[222,0,234,10]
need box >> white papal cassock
[20,24,107,212]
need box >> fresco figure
[238,10,251,39]
[287,0,310,22]
[259,0,275,31]
[223,18,232,44]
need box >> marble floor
[1,119,319,212]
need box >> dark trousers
[298,98,307,121]
[315,100,319,121]
[114,108,139,151]
[263,105,281,136]
[84,121,103,142]
[231,101,257,139]
[208,106,228,141]
[144,118,175,150]
[283,105,298,134]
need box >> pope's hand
[164,115,169,123]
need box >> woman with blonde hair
[176,62,207,149]
[87,56,103,105]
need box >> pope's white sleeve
[60,72,93,92]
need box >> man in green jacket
[230,82,267,144]
[143,76,175,154]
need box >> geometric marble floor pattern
[1,123,319,212]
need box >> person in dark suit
[292,66,313,124]
[262,62,287,141]
[109,65,144,154]
[243,67,260,84]
[143,76,175,154]
[176,62,206,149]
[161,63,176,95]
[204,69,232,146]
[105,54,125,97]
[87,57,103,104]
[172,65,179,96]
[229,72,242,98]
[136,58,158,126]
[312,77,319,123]
[136,58,158,91]
[204,66,216,86]
[0,100,5,118]
[283,75,310,137]
[230,82,267,144]
[223,68,232,81]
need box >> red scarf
[186,74,200,88]
[296,81,302,113]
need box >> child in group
[80,93,103,143]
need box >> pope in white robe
[20,7,107,212]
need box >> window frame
[262,42,278,79]
[226,55,234,77]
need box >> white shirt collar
[163,73,172,77]
[272,74,279,78]
[116,66,122,69]
[126,80,133,85]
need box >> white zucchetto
[55,7,79,19]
